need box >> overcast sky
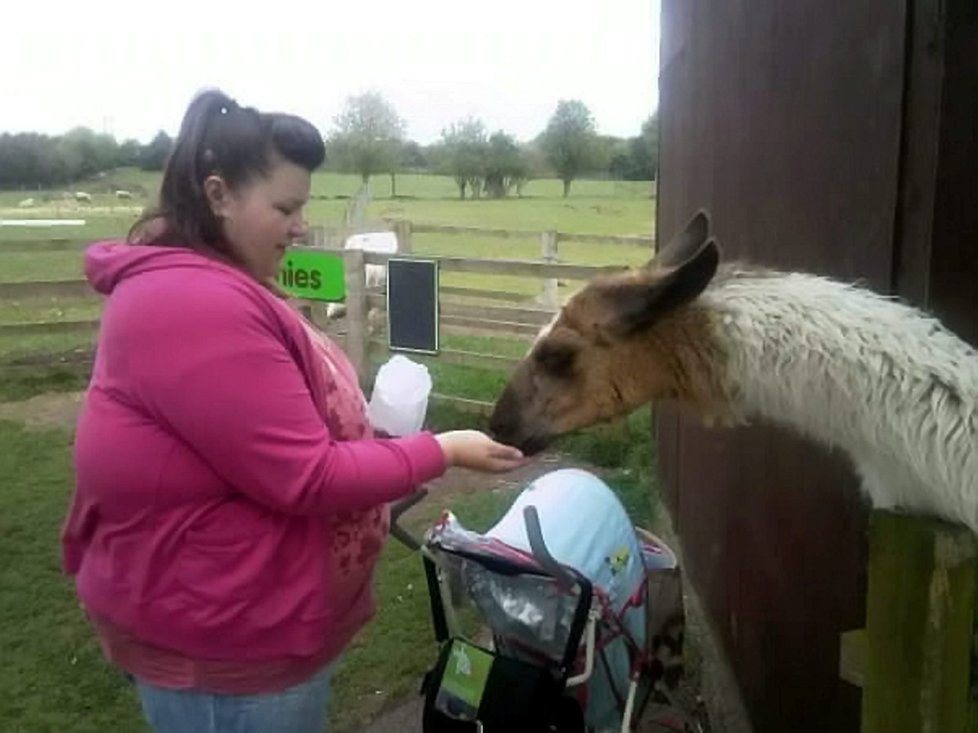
[2,0,660,145]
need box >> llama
[489,211,978,532]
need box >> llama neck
[698,268,978,462]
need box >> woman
[61,89,524,733]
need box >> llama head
[489,211,721,455]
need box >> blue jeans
[135,664,335,733]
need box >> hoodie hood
[85,242,244,295]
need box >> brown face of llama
[489,211,722,455]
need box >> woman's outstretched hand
[435,430,526,473]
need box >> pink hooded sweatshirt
[62,243,446,692]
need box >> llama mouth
[518,434,551,457]
[487,425,550,457]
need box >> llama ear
[645,209,711,270]
[611,238,720,334]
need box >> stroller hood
[485,468,646,613]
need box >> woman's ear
[203,175,231,218]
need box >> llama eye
[535,342,576,377]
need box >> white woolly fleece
[702,269,978,531]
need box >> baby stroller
[390,468,699,733]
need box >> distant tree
[440,118,488,200]
[117,138,143,169]
[483,132,528,199]
[0,130,131,188]
[139,131,173,171]
[541,100,599,197]
[56,127,118,180]
[608,151,631,180]
[592,135,621,177]
[55,136,83,182]
[516,144,549,196]
[399,141,428,170]
[628,114,658,180]
[608,115,659,181]
[606,136,632,180]
[388,140,431,198]
[329,92,405,187]
[0,133,58,188]
[388,139,404,197]
[0,126,178,189]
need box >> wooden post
[300,225,328,328]
[541,230,558,310]
[308,225,326,248]
[861,511,978,733]
[345,182,370,232]
[343,249,368,383]
[393,219,413,254]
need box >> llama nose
[487,411,507,442]
[488,404,515,444]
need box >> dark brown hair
[130,88,325,254]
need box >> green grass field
[0,415,524,731]
[1,168,654,237]
[0,170,659,732]
[0,405,656,733]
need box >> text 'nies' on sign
[276,250,345,301]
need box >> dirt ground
[0,390,85,432]
[2,390,713,732]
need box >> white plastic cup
[367,355,432,436]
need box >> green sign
[276,250,345,301]
[435,639,494,719]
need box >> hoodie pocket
[177,502,275,604]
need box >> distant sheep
[17,198,35,208]
[115,190,133,200]
[325,232,396,320]
[365,263,386,289]
[74,192,92,203]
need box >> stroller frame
[391,488,699,733]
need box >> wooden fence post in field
[343,249,369,383]
[345,183,370,231]
[541,230,558,310]
[393,219,413,254]
[860,511,978,733]
[308,225,326,248]
[303,225,330,327]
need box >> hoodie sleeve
[124,276,447,515]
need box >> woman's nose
[290,218,308,240]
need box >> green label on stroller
[435,639,494,720]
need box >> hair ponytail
[130,88,325,253]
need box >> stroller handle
[389,486,429,552]
[390,492,581,594]
[523,505,578,591]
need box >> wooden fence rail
[402,221,655,248]
[0,220,636,416]
[321,246,624,381]
[358,250,626,280]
